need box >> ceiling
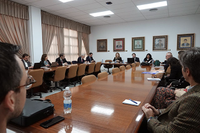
[11,0,200,26]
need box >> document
[147,78,161,81]
[122,99,141,106]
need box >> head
[165,52,173,60]
[115,52,120,57]
[158,40,162,43]
[59,53,65,59]
[41,54,48,61]
[178,51,185,59]
[132,53,136,58]
[136,41,140,45]
[22,53,29,61]
[89,52,93,57]
[0,42,27,123]
[179,47,200,84]
[81,54,85,59]
[146,53,152,59]
[184,39,187,43]
[167,57,181,68]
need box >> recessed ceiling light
[59,0,73,3]
[90,10,114,17]
[137,1,167,10]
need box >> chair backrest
[119,65,125,71]
[54,66,67,82]
[66,65,78,79]
[28,69,44,88]
[98,72,108,79]
[87,63,95,74]
[81,75,96,84]
[131,63,136,67]
[105,60,112,62]
[136,62,140,66]
[94,62,102,72]
[77,64,87,76]
[112,68,120,74]
[126,65,131,69]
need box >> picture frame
[113,38,125,52]
[153,35,168,51]
[97,39,107,52]
[132,37,145,51]
[177,33,195,50]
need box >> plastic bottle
[63,87,72,114]
[102,59,103,63]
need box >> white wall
[89,14,200,62]
[28,6,43,63]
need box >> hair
[89,52,93,55]
[184,39,187,41]
[22,53,29,58]
[178,51,185,55]
[115,52,120,58]
[144,53,152,60]
[179,47,200,84]
[41,54,47,62]
[167,52,172,56]
[0,42,22,104]
[132,53,136,56]
[167,57,181,68]
[59,53,64,57]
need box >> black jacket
[113,57,122,62]
[55,57,68,66]
[40,60,51,67]
[134,57,140,63]
[86,56,95,62]
[21,59,31,69]
[77,56,85,63]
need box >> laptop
[33,63,41,69]
[50,62,57,67]
[127,58,134,63]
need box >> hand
[143,103,159,116]
[167,83,172,88]
[142,105,154,118]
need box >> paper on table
[122,99,141,106]
[147,78,161,81]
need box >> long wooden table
[8,66,162,133]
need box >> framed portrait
[177,33,195,50]
[132,37,145,51]
[97,39,107,52]
[113,38,125,52]
[153,35,168,51]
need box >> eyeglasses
[16,75,36,90]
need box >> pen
[129,99,137,104]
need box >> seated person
[132,53,140,63]
[86,52,95,63]
[21,53,33,69]
[143,53,153,64]
[142,47,200,133]
[161,52,172,72]
[40,54,51,67]
[165,57,182,83]
[77,54,85,63]
[56,53,70,66]
[0,42,32,133]
[113,52,122,63]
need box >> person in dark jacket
[143,53,153,64]
[86,52,95,63]
[113,52,122,63]
[21,53,32,69]
[132,53,140,63]
[55,53,70,66]
[77,54,85,63]
[40,54,51,67]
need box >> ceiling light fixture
[137,1,167,10]
[59,0,73,3]
[90,10,114,17]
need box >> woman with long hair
[40,54,51,67]
[113,52,122,63]
[143,53,153,63]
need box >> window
[47,33,58,62]
[64,29,78,61]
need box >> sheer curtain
[0,14,29,56]
[64,29,79,61]
[47,35,58,62]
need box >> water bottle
[102,59,103,63]
[122,60,124,63]
[63,87,72,114]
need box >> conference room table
[8,65,163,133]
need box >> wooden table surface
[8,66,162,133]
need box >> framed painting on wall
[97,39,107,52]
[177,33,195,50]
[132,37,145,51]
[113,38,125,52]
[153,35,168,51]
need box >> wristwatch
[147,116,155,123]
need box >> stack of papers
[147,78,161,81]
[122,99,141,106]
